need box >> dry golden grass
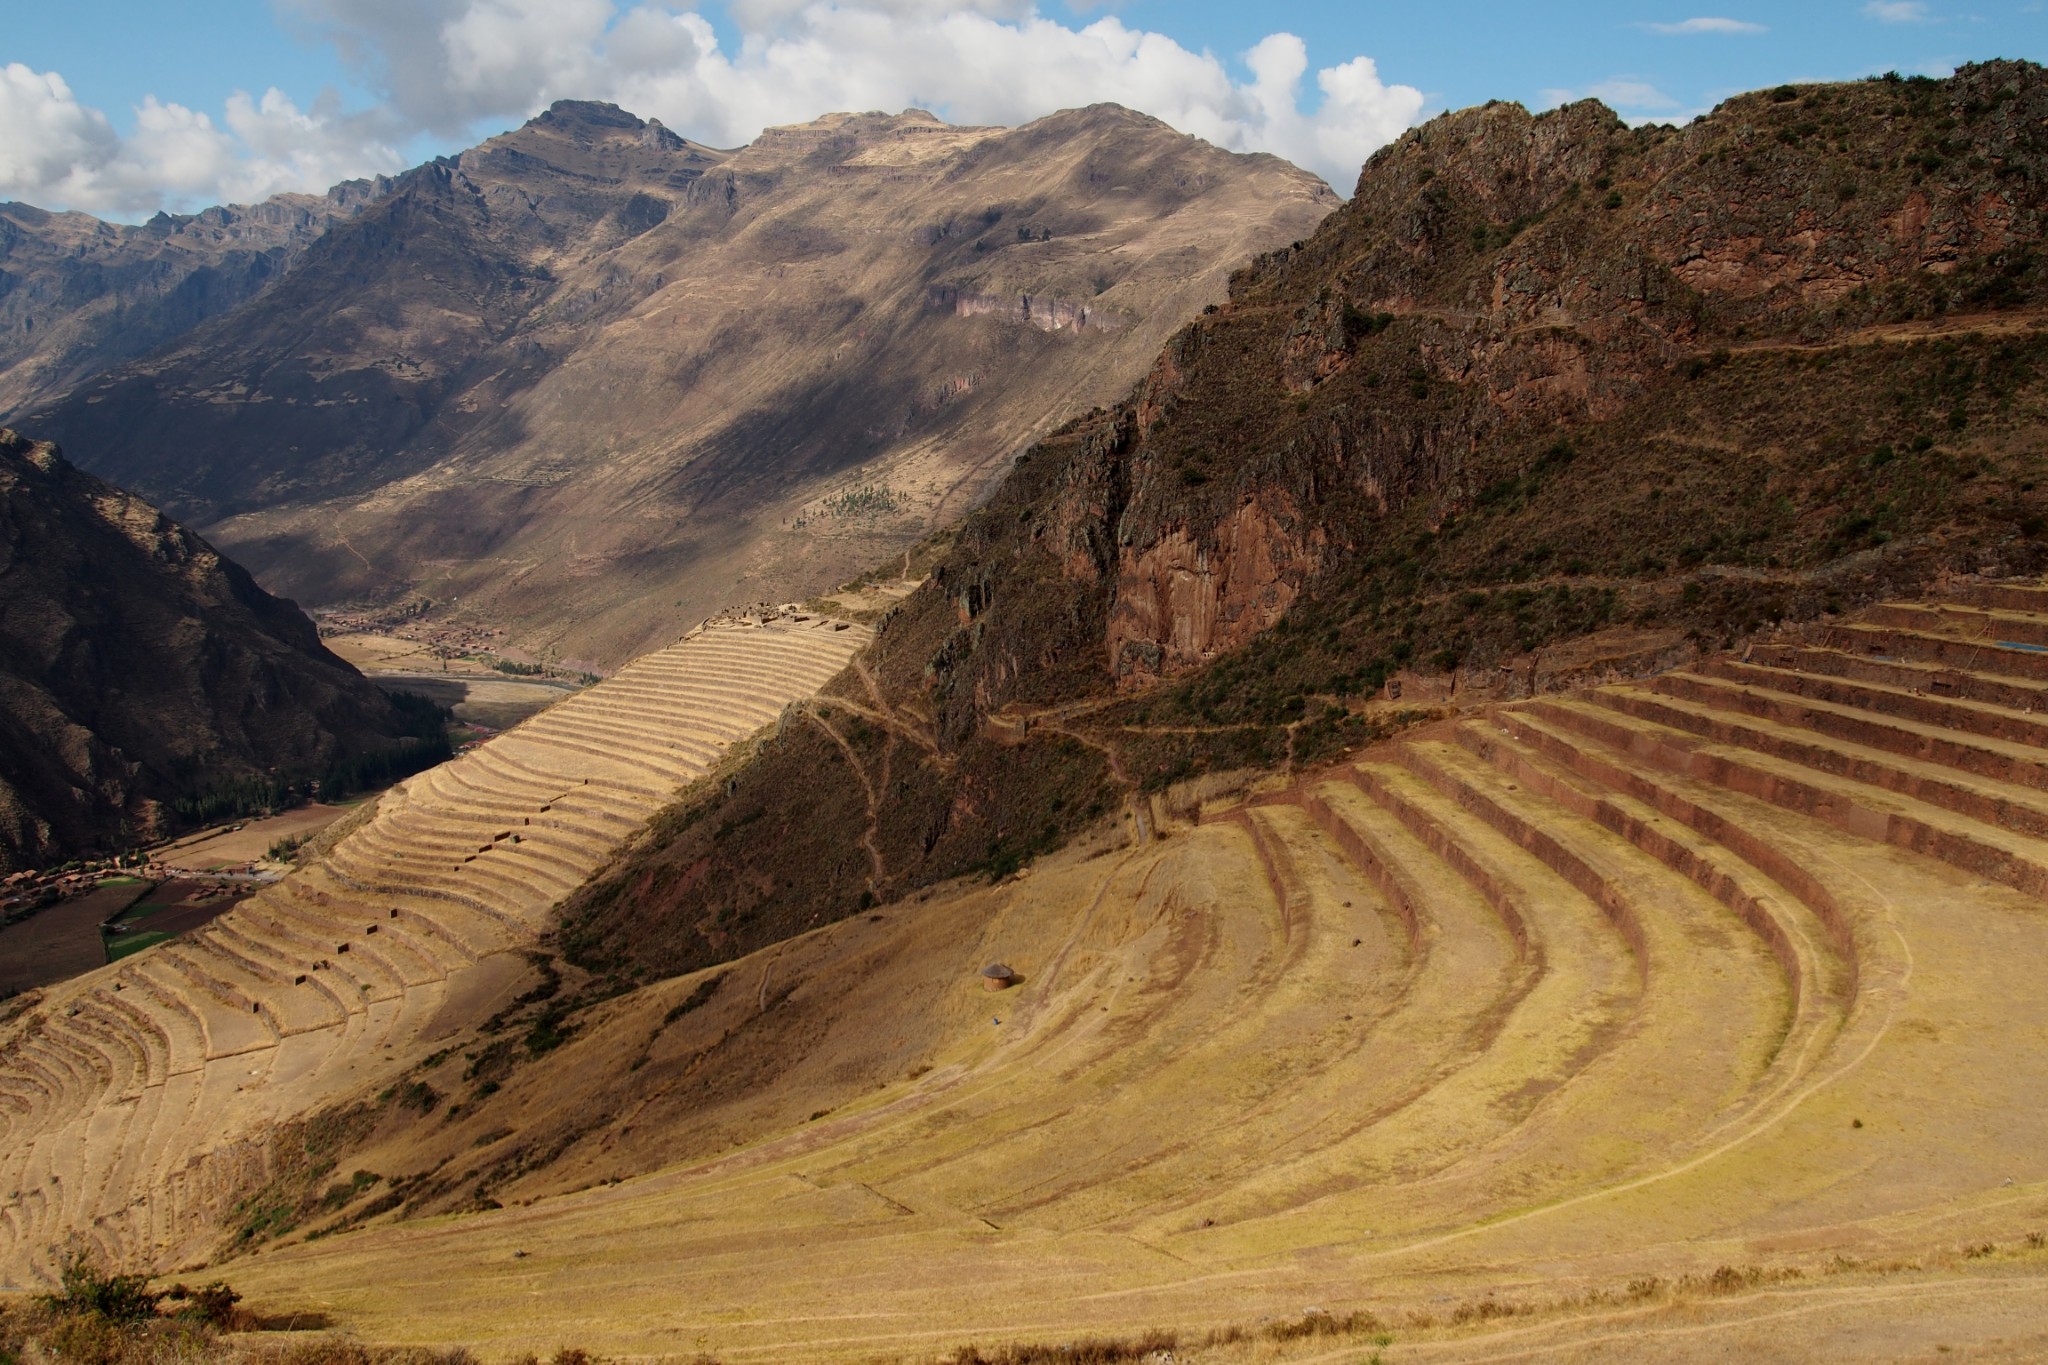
[14,590,2048,1361]
[209,583,2048,1361]
[0,620,867,1291]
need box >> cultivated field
[0,617,868,1287]
[0,883,149,996]
[324,630,579,729]
[205,583,2048,1360]
[102,880,254,963]
[152,805,352,873]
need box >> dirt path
[1727,305,2048,353]
[802,709,888,885]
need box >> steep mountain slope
[562,60,2048,984]
[18,102,1334,666]
[0,429,441,871]
[0,181,387,416]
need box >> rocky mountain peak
[461,99,727,189]
[531,98,649,133]
[519,99,696,152]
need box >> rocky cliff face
[910,61,2048,725]
[0,180,387,417]
[0,429,437,871]
[16,101,1334,666]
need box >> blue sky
[3,1,2042,217]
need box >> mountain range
[5,100,1333,668]
[0,179,388,416]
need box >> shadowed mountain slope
[16,101,1334,667]
[0,429,441,872]
[0,181,388,416]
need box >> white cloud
[3,4,1424,214]
[0,61,407,216]
[0,64,121,202]
[728,0,1034,23]
[1639,17,1767,35]
[1863,1,1933,21]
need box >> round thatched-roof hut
[980,962,1017,991]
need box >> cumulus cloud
[298,0,1425,187]
[1,3,1424,217]
[0,60,407,215]
[0,64,121,198]
[1863,1,1932,21]
[1639,17,1767,35]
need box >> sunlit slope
[0,617,868,1284]
[221,585,2048,1359]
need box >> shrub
[163,1281,241,1329]
[950,1330,1176,1364]
[41,1250,163,1324]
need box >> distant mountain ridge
[10,99,1334,667]
[0,178,390,416]
[0,428,440,872]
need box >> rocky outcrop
[0,429,436,871]
[927,285,1131,332]
[895,60,2048,724]
[1106,498,1321,677]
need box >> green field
[104,928,172,961]
[100,889,185,962]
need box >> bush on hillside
[40,1250,163,1323]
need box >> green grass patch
[116,901,176,922]
[105,930,172,962]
